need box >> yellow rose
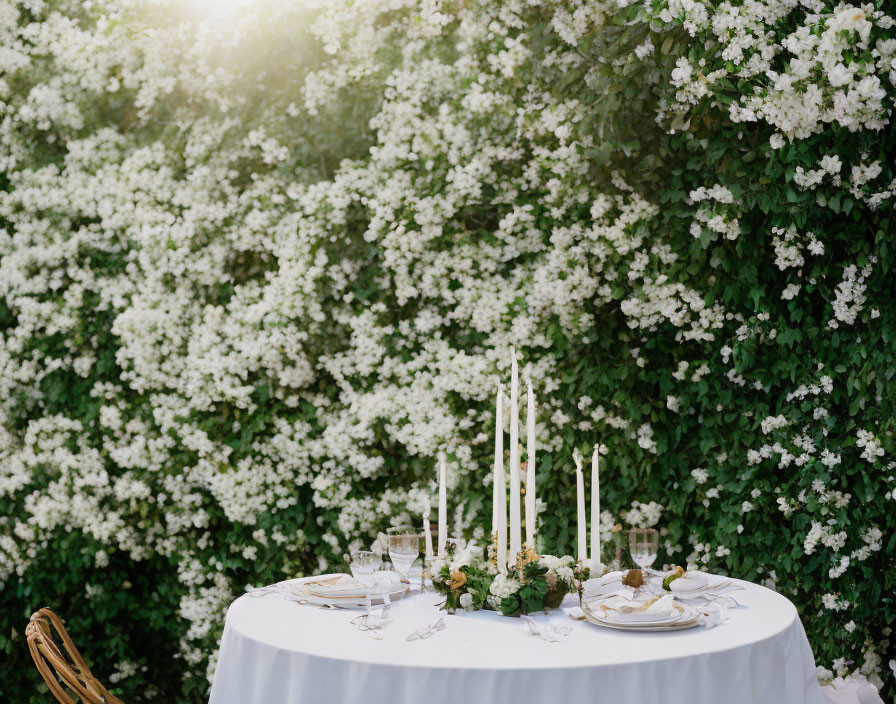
[448,570,467,591]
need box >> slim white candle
[590,447,600,564]
[493,387,507,572]
[575,452,587,563]
[424,517,434,561]
[437,453,447,556]
[508,349,521,565]
[525,381,536,548]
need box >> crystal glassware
[348,550,382,626]
[387,527,420,581]
[628,528,659,574]
[387,526,422,637]
[348,550,380,582]
[372,563,396,621]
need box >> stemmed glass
[387,526,420,582]
[387,526,421,637]
[628,528,659,576]
[348,550,386,633]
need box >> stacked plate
[287,573,408,608]
[661,573,742,607]
[583,595,700,632]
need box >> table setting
[208,350,854,704]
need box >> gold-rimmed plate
[583,603,700,631]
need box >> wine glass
[628,528,659,575]
[348,550,380,582]
[387,526,421,636]
[348,550,381,627]
[387,526,420,581]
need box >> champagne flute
[628,528,659,576]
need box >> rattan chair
[26,608,125,704]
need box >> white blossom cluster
[0,0,728,682]
[663,2,895,140]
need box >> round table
[209,579,831,704]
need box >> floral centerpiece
[431,541,588,616]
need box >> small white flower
[489,574,520,599]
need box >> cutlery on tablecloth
[522,615,572,642]
[405,617,446,641]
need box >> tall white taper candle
[590,447,600,564]
[525,381,536,548]
[437,454,447,556]
[493,387,507,572]
[575,452,587,562]
[508,349,521,565]
[424,517,434,561]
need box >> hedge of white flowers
[1,0,894,700]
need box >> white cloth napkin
[695,601,728,628]
[645,594,675,616]
[303,574,366,598]
[669,572,709,592]
[584,593,673,623]
[582,571,624,599]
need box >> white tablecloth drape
[208,579,880,704]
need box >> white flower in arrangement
[458,593,473,610]
[538,555,566,571]
[555,566,574,583]
[449,541,482,572]
[489,573,520,599]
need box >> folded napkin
[645,594,676,615]
[695,601,728,628]
[582,571,626,600]
[564,605,586,621]
[669,572,710,593]
[594,594,676,622]
[302,574,366,598]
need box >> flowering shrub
[1,0,894,701]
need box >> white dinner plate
[286,574,409,608]
[584,602,700,631]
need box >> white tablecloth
[208,579,875,704]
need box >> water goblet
[387,527,420,581]
[348,550,381,627]
[387,526,421,637]
[372,563,396,621]
[628,528,659,576]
